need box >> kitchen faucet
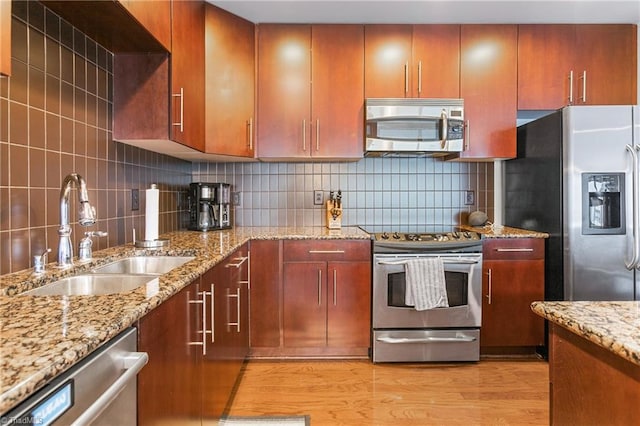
[57,173,97,267]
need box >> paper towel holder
[133,228,169,249]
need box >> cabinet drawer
[283,240,371,262]
[483,238,544,260]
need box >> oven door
[372,252,482,329]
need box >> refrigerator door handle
[625,144,639,269]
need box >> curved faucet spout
[58,173,96,267]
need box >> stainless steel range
[369,230,483,363]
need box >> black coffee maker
[188,182,232,231]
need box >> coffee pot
[188,182,232,231]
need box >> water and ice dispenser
[582,173,625,235]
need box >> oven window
[387,271,468,308]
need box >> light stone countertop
[0,226,370,415]
[531,301,640,366]
[458,224,549,239]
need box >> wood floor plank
[227,359,549,425]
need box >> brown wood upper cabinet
[204,4,255,158]
[257,24,364,160]
[0,0,11,76]
[518,24,637,109]
[113,0,205,151]
[364,24,460,98]
[456,24,517,160]
[120,0,172,51]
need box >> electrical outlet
[313,190,324,205]
[465,190,475,206]
[232,191,241,206]
[131,189,139,211]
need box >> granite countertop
[531,301,640,366]
[458,224,549,239]
[0,226,370,415]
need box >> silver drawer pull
[494,248,534,252]
[376,335,477,344]
[308,250,346,254]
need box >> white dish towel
[405,258,449,311]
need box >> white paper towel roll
[145,184,159,241]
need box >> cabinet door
[575,25,637,105]
[257,24,311,158]
[364,25,413,98]
[283,262,327,347]
[171,0,205,150]
[311,24,364,159]
[205,4,255,158]
[137,279,202,425]
[517,24,575,110]
[412,25,460,98]
[481,238,545,350]
[327,261,371,348]
[249,240,281,348]
[459,25,517,160]
[1,0,11,76]
[122,0,171,51]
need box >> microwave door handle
[440,110,448,149]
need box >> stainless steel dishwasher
[1,327,147,426]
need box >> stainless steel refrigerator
[505,105,640,301]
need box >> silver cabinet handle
[247,118,253,150]
[494,248,534,252]
[172,87,184,133]
[333,269,337,306]
[464,120,470,151]
[580,70,587,103]
[70,351,148,426]
[318,269,322,306]
[417,60,422,95]
[227,288,241,332]
[308,250,346,254]
[302,119,307,151]
[404,61,409,95]
[568,70,574,105]
[209,284,215,343]
[376,335,477,344]
[188,291,207,355]
[486,268,492,305]
[316,119,320,151]
[226,256,248,268]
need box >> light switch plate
[131,189,139,211]
[314,190,324,205]
[465,190,475,206]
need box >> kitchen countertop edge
[458,224,549,239]
[531,300,640,367]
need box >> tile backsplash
[0,1,191,274]
[193,158,493,232]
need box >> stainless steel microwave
[365,98,465,156]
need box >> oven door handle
[376,259,480,266]
[376,335,477,344]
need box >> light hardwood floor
[226,359,549,425]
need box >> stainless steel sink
[22,274,158,296]
[90,256,195,275]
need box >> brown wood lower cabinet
[481,238,545,355]
[549,324,640,425]
[137,278,202,425]
[250,239,371,358]
[137,243,249,424]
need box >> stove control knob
[380,232,389,240]
[463,231,471,239]
[393,232,401,240]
